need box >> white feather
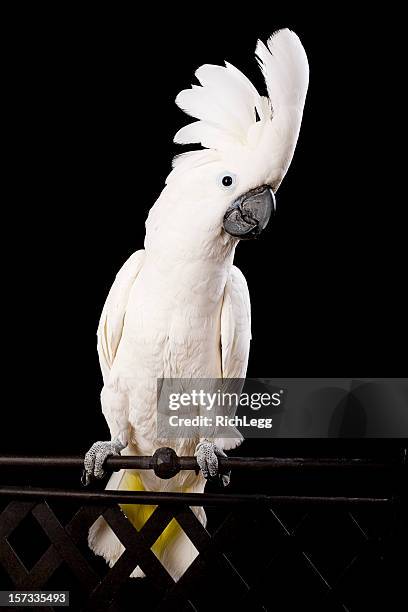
[174,60,266,148]
[255,29,309,111]
[174,120,238,150]
[175,86,243,138]
[166,149,219,184]
[97,250,145,383]
[224,61,267,121]
[195,63,260,133]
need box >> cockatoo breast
[109,209,236,452]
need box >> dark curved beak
[223,185,275,239]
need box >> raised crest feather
[174,28,309,158]
[255,29,309,109]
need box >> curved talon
[194,441,230,486]
[82,440,124,486]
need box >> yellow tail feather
[120,472,180,558]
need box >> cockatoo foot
[194,441,230,487]
[82,439,125,486]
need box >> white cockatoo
[85,28,309,580]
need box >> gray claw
[83,440,123,485]
[194,441,230,486]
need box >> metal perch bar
[0,485,394,506]
[0,452,397,472]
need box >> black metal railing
[0,449,406,611]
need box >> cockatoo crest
[172,29,309,190]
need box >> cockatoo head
[146,29,308,255]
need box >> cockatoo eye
[217,172,237,190]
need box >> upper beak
[223,185,275,239]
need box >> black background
[2,10,406,463]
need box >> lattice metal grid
[0,450,406,611]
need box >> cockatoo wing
[221,265,251,379]
[97,250,145,383]
[218,265,251,451]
